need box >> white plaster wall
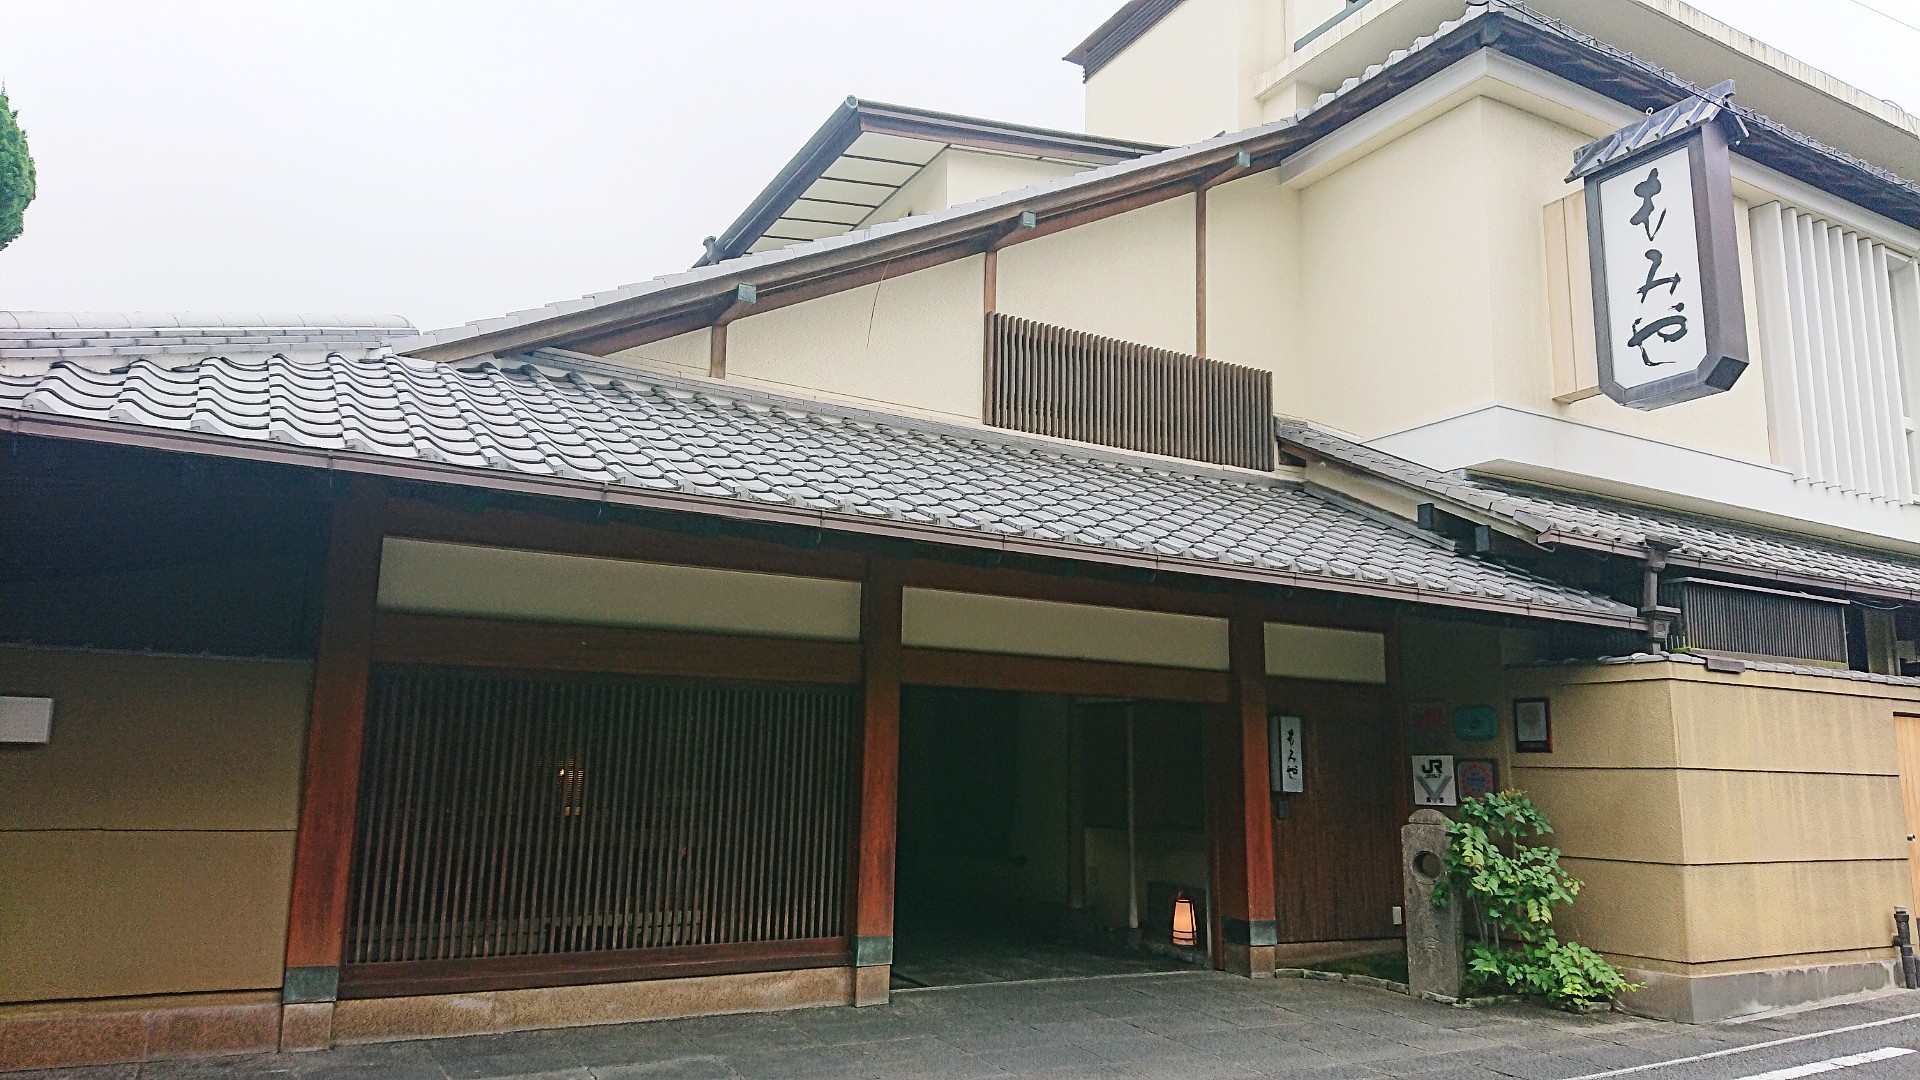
[864,153,952,226]
[1083,0,1257,147]
[607,327,708,373]
[1296,99,1502,435]
[1203,172,1299,384]
[726,255,986,422]
[997,196,1198,355]
[901,588,1230,670]
[1297,95,1774,466]
[942,151,1088,209]
[1265,623,1387,684]
[377,539,863,641]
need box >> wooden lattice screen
[344,670,858,968]
[984,312,1276,471]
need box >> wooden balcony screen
[344,669,858,968]
[984,312,1276,471]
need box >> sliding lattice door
[343,669,858,985]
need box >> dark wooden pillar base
[851,558,904,1008]
[1210,613,1279,979]
[282,477,386,1013]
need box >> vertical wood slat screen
[984,312,1276,471]
[345,669,857,966]
[1750,202,1920,501]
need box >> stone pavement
[13,972,1920,1080]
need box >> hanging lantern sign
[1569,80,1750,410]
[1172,893,1199,947]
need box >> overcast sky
[1,0,1917,333]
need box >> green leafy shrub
[1434,790,1640,1008]
[0,87,35,251]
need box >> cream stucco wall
[726,254,986,422]
[0,648,310,1002]
[1203,172,1300,379]
[1083,0,1261,148]
[1397,616,1918,1013]
[943,152,1088,211]
[609,327,709,374]
[377,538,864,641]
[1294,95,1774,464]
[901,588,1230,670]
[1506,662,1916,979]
[996,196,1198,355]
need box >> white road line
[1560,1011,1920,1079]
[1732,1047,1915,1080]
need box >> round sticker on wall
[1457,759,1499,800]
[1451,705,1499,742]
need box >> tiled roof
[0,312,413,361]
[1275,417,1920,602]
[0,351,1637,627]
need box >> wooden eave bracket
[985,210,1039,252]
[1201,151,1257,191]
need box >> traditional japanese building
[4,0,1920,1069]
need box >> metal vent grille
[984,312,1275,471]
[345,670,858,966]
[1662,578,1849,664]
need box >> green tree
[1434,790,1640,1008]
[0,86,35,250]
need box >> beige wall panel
[1082,0,1250,146]
[1470,99,1771,461]
[1671,681,1898,775]
[943,152,1086,210]
[377,539,862,642]
[0,649,310,832]
[1683,860,1910,963]
[1514,767,1684,864]
[606,327,709,373]
[865,152,951,225]
[1083,828,1209,932]
[1554,858,1691,964]
[0,830,294,1002]
[1505,678,1679,770]
[900,588,1229,670]
[1296,101,1503,438]
[1294,96,1773,463]
[727,255,985,421]
[1264,623,1386,684]
[1677,771,1908,864]
[996,196,1198,355]
[1203,174,1299,379]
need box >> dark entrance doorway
[891,686,1207,988]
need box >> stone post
[1403,809,1463,999]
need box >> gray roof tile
[1276,416,1920,601]
[0,351,1635,626]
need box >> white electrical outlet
[0,697,53,743]
[1391,905,1404,926]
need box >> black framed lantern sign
[1569,80,1751,410]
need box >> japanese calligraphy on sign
[1573,81,1749,409]
[1269,713,1304,794]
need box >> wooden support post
[1195,186,1208,358]
[280,476,386,1049]
[983,248,998,314]
[1211,612,1277,978]
[851,556,904,1006]
[707,320,729,379]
